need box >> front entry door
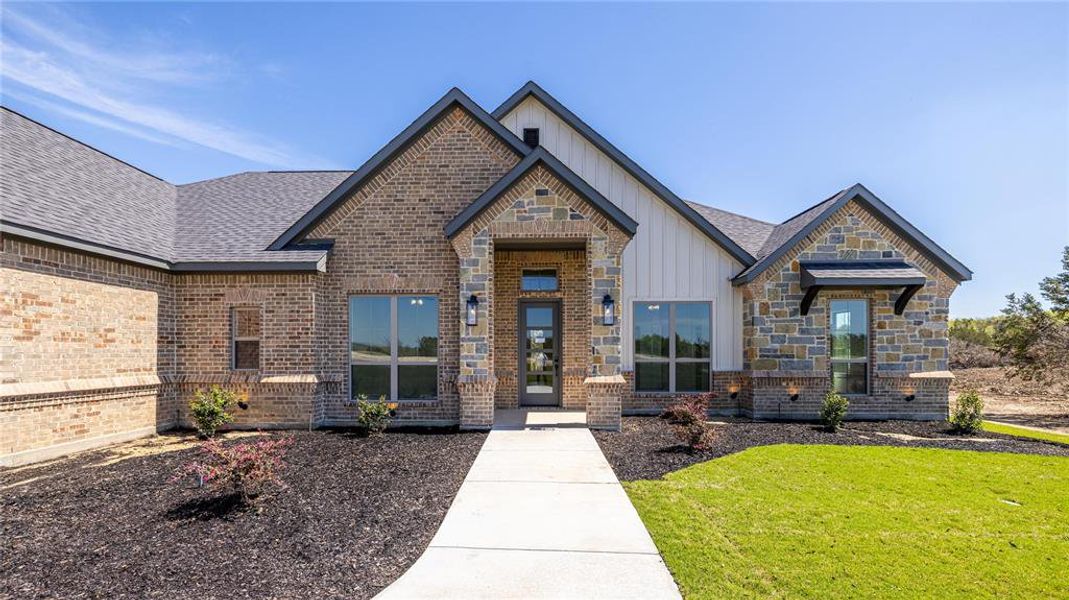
[519,301,561,406]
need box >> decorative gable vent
[535,187,550,196]
[523,128,540,148]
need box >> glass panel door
[519,301,560,406]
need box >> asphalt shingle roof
[4,105,965,281]
[1,107,348,267]
[175,171,351,262]
[1,107,176,260]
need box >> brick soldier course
[0,83,972,465]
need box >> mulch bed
[0,428,486,600]
[593,417,1069,481]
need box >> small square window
[232,307,261,370]
[521,269,558,291]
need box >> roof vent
[523,128,540,148]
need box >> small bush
[820,391,849,432]
[189,386,237,438]
[660,392,715,426]
[356,394,396,435]
[949,390,984,434]
[172,435,295,505]
[672,421,718,453]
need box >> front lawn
[983,421,1069,445]
[626,445,1069,599]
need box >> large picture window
[830,299,869,395]
[350,296,438,401]
[633,302,711,392]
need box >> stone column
[454,230,495,429]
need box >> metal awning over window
[799,261,926,316]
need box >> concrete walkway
[376,409,681,599]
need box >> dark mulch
[593,417,1069,481]
[0,428,486,600]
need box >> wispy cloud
[0,5,334,168]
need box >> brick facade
[1,237,175,465]
[308,105,519,426]
[492,249,588,410]
[2,101,965,464]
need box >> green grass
[983,421,1069,446]
[625,445,1069,599]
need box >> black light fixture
[602,294,615,326]
[904,394,916,402]
[789,393,800,402]
[466,294,479,326]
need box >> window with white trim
[349,296,438,401]
[633,302,711,392]
[231,307,261,371]
[830,299,868,395]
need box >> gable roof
[492,81,755,266]
[730,183,973,285]
[1,107,176,265]
[444,147,639,238]
[267,87,531,251]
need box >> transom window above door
[521,269,558,291]
[349,296,438,401]
[633,302,712,392]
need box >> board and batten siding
[499,96,744,371]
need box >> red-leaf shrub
[660,392,715,425]
[661,392,718,452]
[173,435,295,504]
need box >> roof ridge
[684,199,777,227]
[1,105,171,184]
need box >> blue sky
[1,2,1065,317]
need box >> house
[0,82,972,466]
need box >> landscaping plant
[949,390,984,434]
[820,391,849,432]
[356,394,397,435]
[662,392,717,452]
[173,435,295,505]
[189,386,238,437]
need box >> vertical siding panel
[498,98,745,372]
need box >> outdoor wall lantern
[602,294,615,326]
[904,394,916,402]
[787,385,799,402]
[466,294,479,326]
[789,393,800,402]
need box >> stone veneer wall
[1,237,176,465]
[307,106,519,426]
[740,200,958,420]
[492,249,588,410]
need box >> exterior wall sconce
[788,386,799,402]
[904,394,915,402]
[789,393,800,402]
[728,385,740,400]
[466,294,479,326]
[602,294,615,326]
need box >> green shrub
[189,386,237,437]
[356,394,395,435]
[949,390,984,434]
[820,391,849,432]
